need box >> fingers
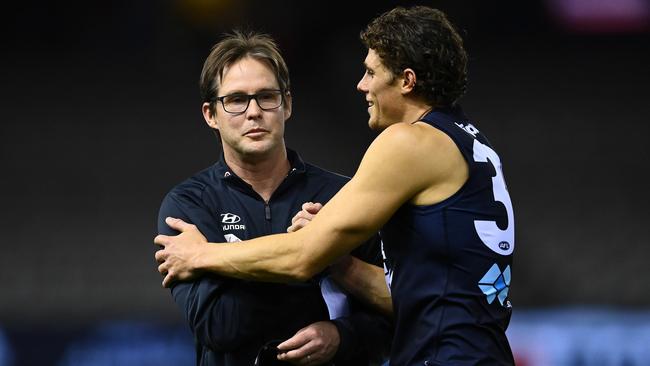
[302,202,323,214]
[157,261,168,275]
[277,346,314,364]
[277,328,312,363]
[154,249,166,263]
[287,202,323,232]
[153,234,168,247]
[287,218,311,232]
[277,327,310,352]
[162,273,173,288]
[165,217,195,232]
[277,342,322,366]
[277,322,335,365]
[291,210,313,225]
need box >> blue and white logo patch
[478,263,511,306]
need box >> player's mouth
[366,101,374,114]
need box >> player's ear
[202,102,219,130]
[283,90,292,121]
[401,68,417,94]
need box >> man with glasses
[155,30,391,366]
[156,6,516,365]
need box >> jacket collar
[214,148,307,192]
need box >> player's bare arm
[331,255,394,316]
[154,121,468,287]
[288,201,394,316]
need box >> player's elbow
[276,260,315,282]
[291,253,328,282]
[269,233,324,282]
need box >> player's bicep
[307,125,430,248]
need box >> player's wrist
[192,243,213,273]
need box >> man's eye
[228,95,247,104]
[258,93,275,101]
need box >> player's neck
[402,99,434,125]
[224,147,290,202]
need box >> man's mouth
[244,128,268,137]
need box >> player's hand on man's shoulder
[287,202,323,232]
[154,217,209,288]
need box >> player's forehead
[364,49,385,70]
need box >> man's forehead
[218,58,279,93]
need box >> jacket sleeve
[157,191,261,351]
[330,233,393,364]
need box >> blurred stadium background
[1,0,649,365]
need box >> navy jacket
[157,149,392,366]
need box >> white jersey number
[473,139,515,255]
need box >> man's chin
[240,141,283,159]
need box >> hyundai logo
[220,213,241,224]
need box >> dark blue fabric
[157,149,391,366]
[381,107,515,366]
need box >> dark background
[1,0,649,364]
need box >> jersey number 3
[473,139,514,256]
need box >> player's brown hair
[361,6,468,107]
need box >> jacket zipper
[264,201,271,221]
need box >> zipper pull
[264,202,271,220]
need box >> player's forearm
[196,211,374,282]
[196,232,314,282]
[197,226,356,282]
[331,256,393,316]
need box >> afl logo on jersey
[220,213,246,231]
[498,241,510,251]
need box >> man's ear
[202,102,219,130]
[401,68,417,94]
[283,91,292,121]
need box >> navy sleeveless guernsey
[381,106,515,365]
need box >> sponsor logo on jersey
[220,213,246,231]
[478,263,511,307]
[221,213,241,223]
[455,122,480,137]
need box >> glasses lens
[222,94,249,113]
[256,91,283,110]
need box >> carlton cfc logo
[220,213,241,224]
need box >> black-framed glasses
[215,89,285,114]
[253,339,291,366]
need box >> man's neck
[223,147,291,202]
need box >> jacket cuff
[330,317,359,363]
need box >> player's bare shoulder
[410,121,469,205]
[370,122,430,157]
[370,122,461,167]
